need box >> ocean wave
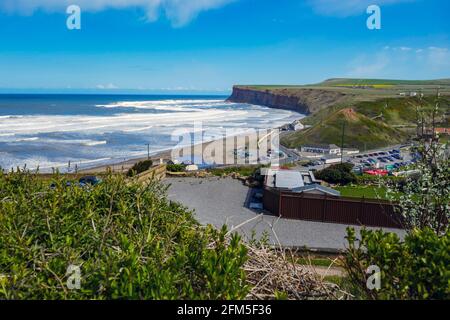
[0,99,304,172]
[95,99,229,112]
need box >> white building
[300,144,341,155]
[262,169,340,196]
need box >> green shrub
[343,227,450,300]
[0,171,249,299]
[127,160,153,177]
[166,164,186,172]
[315,163,357,185]
[207,165,263,177]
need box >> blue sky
[0,0,449,93]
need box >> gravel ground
[164,177,406,251]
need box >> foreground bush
[166,164,187,173]
[0,171,249,299]
[343,227,450,300]
[127,160,153,177]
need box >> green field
[334,186,389,200]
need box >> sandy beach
[79,128,283,174]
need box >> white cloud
[96,83,118,89]
[347,53,390,77]
[347,45,450,78]
[0,0,236,26]
[306,0,414,17]
[427,47,450,69]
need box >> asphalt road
[164,177,405,251]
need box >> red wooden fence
[263,188,403,229]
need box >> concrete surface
[164,177,406,251]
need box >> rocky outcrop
[227,86,350,115]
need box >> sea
[0,94,304,172]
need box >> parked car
[79,176,102,187]
[50,181,74,189]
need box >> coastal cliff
[227,86,350,114]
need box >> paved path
[164,177,405,251]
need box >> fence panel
[263,188,403,229]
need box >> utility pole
[340,121,346,164]
[146,143,150,160]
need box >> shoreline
[79,121,301,174]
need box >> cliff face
[227,86,350,115]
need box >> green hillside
[232,78,450,150]
[303,96,449,127]
[282,108,409,151]
[318,78,450,87]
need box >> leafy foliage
[343,227,450,300]
[0,171,249,299]
[207,165,263,177]
[315,163,357,185]
[385,95,449,234]
[127,160,154,177]
[166,164,187,172]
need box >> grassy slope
[237,78,450,150]
[318,78,450,86]
[282,108,408,150]
[303,96,447,126]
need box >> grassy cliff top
[234,78,450,97]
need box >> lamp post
[146,143,150,160]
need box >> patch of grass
[334,185,389,200]
[207,165,264,177]
[297,258,337,267]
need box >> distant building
[289,122,304,131]
[436,128,450,135]
[263,169,340,196]
[321,157,341,164]
[300,144,341,155]
[342,148,360,155]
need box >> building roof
[275,170,304,189]
[302,144,340,150]
[292,185,341,197]
[264,169,320,190]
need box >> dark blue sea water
[0,94,303,172]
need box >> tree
[386,92,449,234]
[315,163,357,185]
